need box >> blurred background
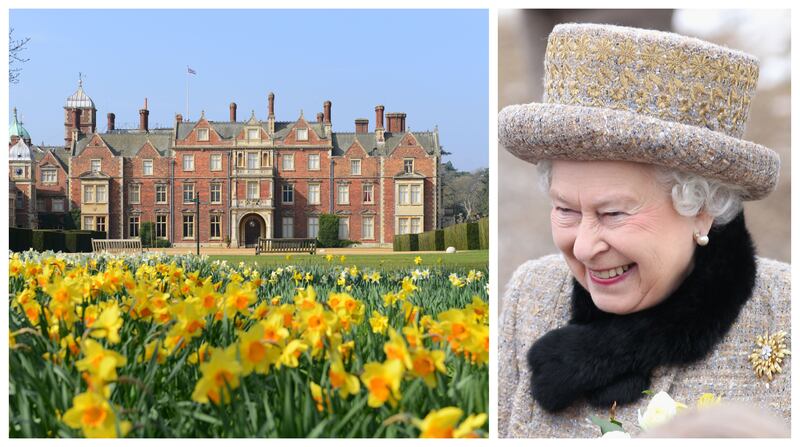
[498,9,791,308]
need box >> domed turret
[9,108,31,145]
[64,77,97,147]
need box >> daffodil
[384,328,413,370]
[410,348,447,387]
[360,359,403,408]
[62,390,132,438]
[75,339,127,384]
[276,339,308,369]
[191,346,242,405]
[414,407,463,438]
[89,303,123,344]
[414,256,422,265]
[369,311,389,334]
[328,356,360,399]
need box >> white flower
[637,391,687,431]
[600,430,631,438]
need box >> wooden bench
[256,238,317,255]
[91,238,144,254]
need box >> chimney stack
[267,92,276,135]
[107,113,115,132]
[176,113,183,123]
[375,105,385,143]
[139,98,149,132]
[386,112,407,133]
[355,119,369,133]
[230,102,237,122]
[268,92,275,117]
[322,100,332,137]
[316,112,324,123]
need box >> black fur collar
[527,212,756,412]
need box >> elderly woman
[498,24,790,438]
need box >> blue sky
[9,9,488,171]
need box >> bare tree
[9,28,30,85]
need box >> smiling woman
[498,23,791,438]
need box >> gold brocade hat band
[499,23,780,201]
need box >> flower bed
[9,251,488,438]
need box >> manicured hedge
[478,217,489,250]
[64,231,93,253]
[393,233,419,252]
[444,222,480,251]
[90,230,107,240]
[32,230,67,253]
[418,229,444,251]
[9,227,33,252]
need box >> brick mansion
[9,82,443,247]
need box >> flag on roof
[187,66,196,75]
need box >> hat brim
[498,102,779,200]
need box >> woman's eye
[555,207,577,214]
[602,211,626,218]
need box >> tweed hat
[499,23,780,200]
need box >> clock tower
[9,138,36,228]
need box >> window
[247,152,259,170]
[210,183,222,204]
[210,215,221,239]
[83,185,94,203]
[183,155,195,171]
[282,217,294,238]
[41,169,57,183]
[398,185,410,205]
[156,184,168,204]
[351,159,361,175]
[362,216,374,240]
[83,216,94,230]
[143,159,153,176]
[308,183,320,205]
[51,198,64,212]
[282,154,294,171]
[411,184,422,205]
[237,152,245,168]
[129,184,141,204]
[338,217,350,239]
[363,184,374,204]
[210,154,222,171]
[183,183,195,203]
[156,215,167,238]
[282,183,294,204]
[398,217,421,235]
[96,185,107,203]
[197,128,209,141]
[247,181,259,200]
[15,191,23,209]
[37,198,45,211]
[129,216,140,237]
[96,216,106,233]
[308,217,319,238]
[183,215,195,239]
[247,128,259,140]
[262,151,271,167]
[337,184,349,205]
[411,217,421,234]
[308,153,320,170]
[404,159,414,174]
[91,159,101,172]
[296,128,308,141]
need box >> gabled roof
[273,121,326,140]
[34,147,70,171]
[331,131,440,157]
[75,132,172,157]
[176,121,244,140]
[79,171,111,180]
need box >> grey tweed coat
[499,254,791,438]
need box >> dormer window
[91,159,101,173]
[197,128,209,141]
[41,168,57,184]
[404,158,414,174]
[247,128,260,141]
[296,128,308,141]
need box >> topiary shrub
[316,214,356,248]
[393,233,419,252]
[478,217,489,250]
[444,222,480,251]
[64,231,93,253]
[9,227,33,252]
[32,230,66,253]
[140,222,155,247]
[418,229,445,251]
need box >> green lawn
[207,250,488,271]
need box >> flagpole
[186,66,189,120]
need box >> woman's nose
[572,220,609,262]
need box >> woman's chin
[590,293,638,315]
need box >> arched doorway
[239,213,266,248]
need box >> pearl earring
[694,231,709,246]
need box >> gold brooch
[749,331,791,382]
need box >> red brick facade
[11,85,442,247]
